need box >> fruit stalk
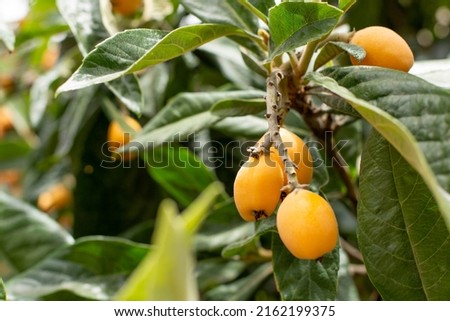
[264,72,300,193]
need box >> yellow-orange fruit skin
[277,189,338,260]
[258,128,313,185]
[37,184,72,213]
[234,154,284,221]
[0,107,13,138]
[110,0,142,16]
[350,26,414,72]
[107,116,142,161]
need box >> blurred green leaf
[211,98,265,117]
[268,2,342,58]
[197,258,247,293]
[57,0,143,115]
[307,69,450,230]
[0,22,15,51]
[0,191,74,274]
[16,0,68,46]
[115,182,223,300]
[131,90,264,149]
[146,146,219,208]
[57,24,253,94]
[0,137,32,166]
[204,262,272,300]
[0,278,6,300]
[272,235,339,300]
[314,41,365,70]
[181,0,259,33]
[222,215,276,258]
[196,200,253,253]
[358,132,450,300]
[29,68,61,127]
[6,236,149,300]
[55,87,99,157]
[337,249,359,300]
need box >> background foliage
[0,0,449,301]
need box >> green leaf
[0,137,32,166]
[339,0,356,12]
[181,0,259,33]
[131,90,264,149]
[115,183,223,300]
[29,68,61,127]
[197,258,247,292]
[307,69,450,230]
[337,249,359,300]
[204,262,273,300]
[212,115,268,139]
[314,41,365,70]
[196,200,253,253]
[268,2,342,58]
[358,132,450,300]
[56,24,252,94]
[55,87,99,157]
[0,278,6,300]
[57,0,143,114]
[272,234,339,300]
[211,98,265,117]
[0,191,74,274]
[0,22,15,51]
[145,146,219,208]
[222,215,277,258]
[5,237,149,300]
[249,0,275,17]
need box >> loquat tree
[0,0,449,301]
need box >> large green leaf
[145,145,220,208]
[5,236,149,300]
[0,137,32,166]
[0,192,74,274]
[268,2,342,58]
[272,234,339,300]
[307,69,450,230]
[181,0,259,33]
[56,24,252,94]
[0,22,15,51]
[57,0,142,114]
[210,98,265,117]
[115,182,223,300]
[130,90,264,149]
[358,132,450,300]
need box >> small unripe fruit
[37,184,72,213]
[277,189,338,260]
[234,154,284,221]
[350,26,414,72]
[258,128,313,185]
[110,0,142,16]
[107,116,142,161]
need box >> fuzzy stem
[296,40,319,81]
[264,72,300,193]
